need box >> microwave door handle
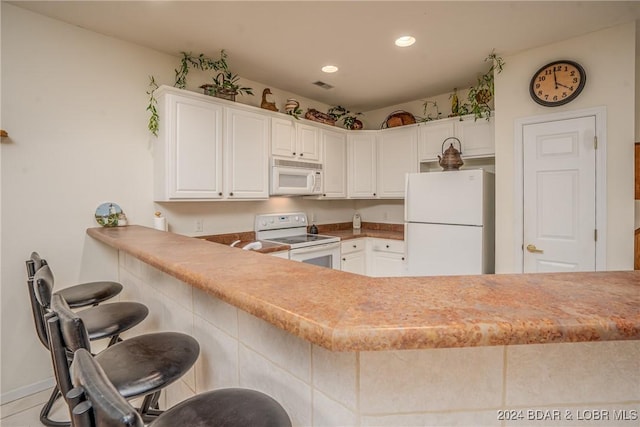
[311,173,317,190]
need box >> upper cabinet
[348,132,377,198]
[419,114,494,162]
[377,125,418,198]
[321,129,347,198]
[154,86,268,201]
[154,89,224,201]
[224,106,270,199]
[271,117,321,162]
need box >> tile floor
[1,388,68,427]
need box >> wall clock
[529,60,586,107]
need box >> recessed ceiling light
[321,65,338,73]
[395,36,416,47]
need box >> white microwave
[270,158,323,196]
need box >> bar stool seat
[77,302,149,342]
[69,348,292,427]
[28,252,122,308]
[56,280,123,308]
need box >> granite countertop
[87,225,640,351]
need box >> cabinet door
[418,119,455,162]
[271,117,296,158]
[322,129,347,198]
[341,251,366,275]
[348,132,377,198]
[377,126,418,198]
[162,94,223,200]
[368,251,405,277]
[454,116,495,158]
[367,238,406,277]
[296,123,321,161]
[224,107,270,199]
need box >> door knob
[526,244,543,254]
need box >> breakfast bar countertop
[87,225,640,352]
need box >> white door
[522,116,596,272]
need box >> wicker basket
[305,109,336,126]
[382,111,416,128]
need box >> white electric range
[255,213,341,269]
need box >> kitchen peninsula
[88,225,640,426]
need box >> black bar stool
[29,264,149,426]
[68,348,292,427]
[41,283,200,424]
[27,252,122,308]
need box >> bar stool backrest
[69,348,144,427]
[25,260,50,349]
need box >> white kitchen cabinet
[296,123,321,161]
[321,129,347,198]
[453,115,495,158]
[348,132,377,198]
[271,117,297,159]
[224,106,270,199]
[154,89,224,200]
[418,114,494,162]
[271,118,321,161]
[377,125,418,198]
[341,239,366,275]
[367,238,406,277]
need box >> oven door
[289,242,340,269]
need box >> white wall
[494,22,637,272]
[0,4,353,400]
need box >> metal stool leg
[39,386,70,427]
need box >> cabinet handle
[292,152,296,156]
[386,244,390,248]
[323,194,326,197]
[218,192,223,196]
[353,245,357,248]
[229,192,234,197]
[300,153,304,157]
[373,193,376,196]
[402,257,405,261]
[342,258,346,261]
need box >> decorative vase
[284,99,300,114]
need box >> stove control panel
[255,212,307,231]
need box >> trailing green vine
[147,50,253,135]
[146,76,159,136]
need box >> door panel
[523,116,596,273]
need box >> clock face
[529,60,586,107]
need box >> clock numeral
[535,83,541,89]
[545,69,553,75]
[569,71,576,76]
[553,95,558,101]
[573,78,578,84]
[562,92,568,98]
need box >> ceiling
[9,1,640,112]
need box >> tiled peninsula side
[90,226,640,426]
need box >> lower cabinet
[341,239,366,275]
[340,238,405,277]
[367,238,406,277]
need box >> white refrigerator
[404,169,495,276]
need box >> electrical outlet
[195,219,203,232]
